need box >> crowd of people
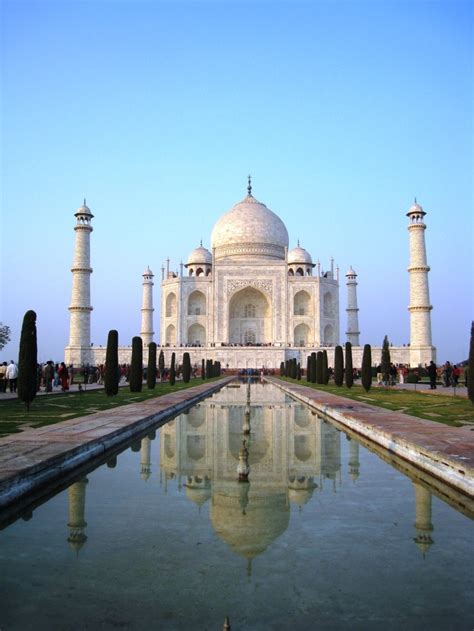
[0,358,468,395]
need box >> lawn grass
[0,378,220,437]
[278,378,474,428]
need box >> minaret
[407,200,435,366]
[413,482,434,556]
[67,477,88,553]
[345,267,360,346]
[140,436,152,481]
[66,200,93,365]
[140,266,154,346]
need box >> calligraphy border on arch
[226,279,273,297]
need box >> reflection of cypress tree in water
[67,477,88,554]
[106,455,117,468]
[347,437,360,482]
[413,482,434,557]
[140,437,151,481]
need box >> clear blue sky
[1,0,472,364]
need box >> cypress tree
[296,362,301,380]
[468,321,474,404]
[361,344,372,392]
[322,350,329,385]
[206,359,213,379]
[182,352,191,383]
[381,335,391,384]
[129,336,143,392]
[17,310,37,411]
[306,356,311,382]
[334,345,344,386]
[214,361,221,377]
[169,352,176,385]
[105,329,119,396]
[147,342,157,389]
[345,342,354,388]
[201,358,205,379]
[310,352,317,383]
[158,349,165,380]
[316,351,323,384]
[280,361,285,377]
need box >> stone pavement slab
[0,377,234,510]
[268,378,474,498]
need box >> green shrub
[105,330,119,396]
[129,337,143,392]
[361,344,372,392]
[334,345,344,386]
[345,342,354,388]
[169,352,176,385]
[18,310,37,411]
[147,342,157,389]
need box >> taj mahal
[64,178,436,369]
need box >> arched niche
[188,323,206,346]
[165,324,176,345]
[294,435,312,461]
[188,290,206,316]
[296,267,304,276]
[187,435,206,461]
[323,292,334,317]
[228,286,271,345]
[166,292,177,317]
[294,290,312,316]
[164,434,175,459]
[294,323,310,347]
[323,323,334,345]
[196,267,204,277]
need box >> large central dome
[211,191,289,260]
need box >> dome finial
[83,198,86,206]
[414,196,417,204]
[200,239,202,247]
[247,174,252,196]
[297,238,300,247]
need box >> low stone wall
[66,344,419,369]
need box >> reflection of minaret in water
[347,437,360,482]
[140,437,152,481]
[67,478,88,554]
[413,482,434,556]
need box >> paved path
[268,378,474,499]
[0,377,234,510]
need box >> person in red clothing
[58,362,70,391]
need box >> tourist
[442,362,452,387]
[58,362,70,391]
[44,361,54,392]
[427,361,437,389]
[6,360,18,393]
[452,364,460,387]
[0,361,7,393]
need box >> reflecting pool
[1,381,473,630]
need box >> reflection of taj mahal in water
[66,384,435,562]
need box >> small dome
[211,192,289,261]
[288,245,313,265]
[75,199,93,218]
[346,266,357,277]
[407,199,426,216]
[143,266,154,276]
[187,245,212,266]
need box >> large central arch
[228,286,271,345]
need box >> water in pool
[1,381,473,630]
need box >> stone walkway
[0,377,234,510]
[268,378,474,498]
